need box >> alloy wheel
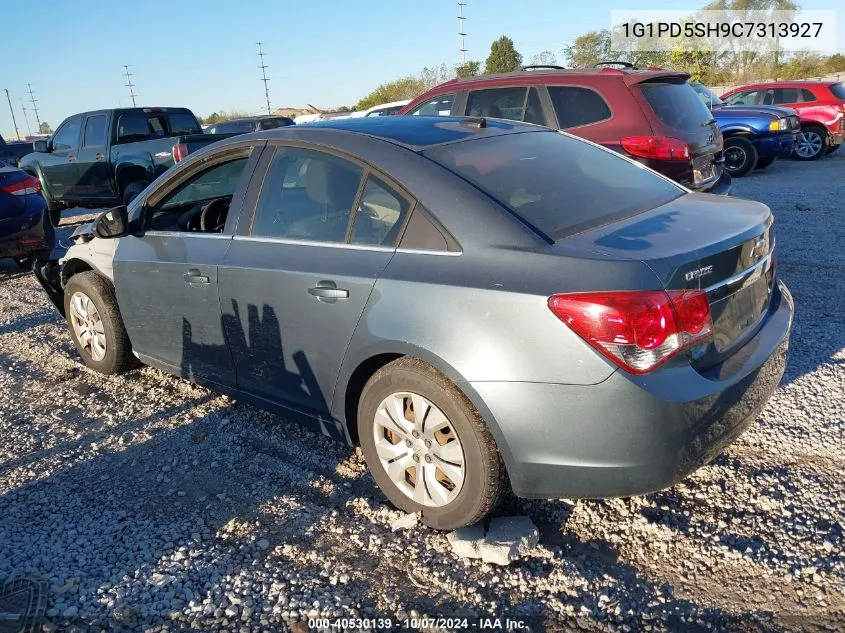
[69,291,107,361]
[372,392,465,507]
[796,131,823,158]
[724,145,748,172]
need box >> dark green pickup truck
[20,107,226,225]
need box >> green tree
[484,36,523,74]
[456,60,481,78]
[38,121,52,135]
[529,50,558,67]
[823,53,845,73]
[355,75,428,111]
[563,30,611,68]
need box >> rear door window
[547,86,611,128]
[768,88,799,105]
[639,81,713,132]
[801,88,817,102]
[168,111,201,135]
[83,115,107,147]
[425,130,682,240]
[408,94,455,116]
[466,87,527,121]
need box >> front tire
[794,126,828,160]
[64,272,135,375]
[122,181,147,205]
[358,357,507,530]
[723,137,758,177]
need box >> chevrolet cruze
[34,117,793,529]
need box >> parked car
[350,100,412,118]
[400,65,732,195]
[207,116,295,135]
[0,134,34,167]
[19,107,227,225]
[0,160,52,268]
[721,81,845,160]
[33,117,792,529]
[689,82,800,176]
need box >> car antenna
[461,117,487,129]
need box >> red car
[399,66,731,195]
[721,81,845,160]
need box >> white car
[349,100,412,118]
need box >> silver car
[34,117,793,529]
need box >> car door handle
[308,281,349,300]
[183,269,210,285]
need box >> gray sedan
[34,116,793,529]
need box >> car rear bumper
[471,280,793,500]
[754,130,799,157]
[0,206,53,259]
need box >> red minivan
[400,66,731,195]
[721,81,845,160]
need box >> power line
[26,83,41,129]
[257,42,271,115]
[457,1,468,64]
[4,89,21,140]
[123,65,137,107]
[19,98,32,136]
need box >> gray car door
[218,144,413,423]
[113,144,264,387]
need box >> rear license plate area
[693,154,716,184]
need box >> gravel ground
[0,154,843,632]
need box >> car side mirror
[34,139,49,153]
[93,205,129,239]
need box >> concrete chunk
[391,512,419,532]
[479,516,539,565]
[446,522,486,559]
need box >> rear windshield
[425,130,682,240]
[829,83,845,99]
[169,111,201,135]
[640,81,714,132]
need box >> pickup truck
[0,134,34,166]
[690,82,801,177]
[19,107,227,225]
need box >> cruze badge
[685,265,713,282]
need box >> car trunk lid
[557,193,775,369]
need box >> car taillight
[172,143,188,163]
[547,290,713,374]
[0,175,41,196]
[620,136,690,161]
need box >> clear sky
[0,0,840,139]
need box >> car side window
[800,88,817,102]
[770,88,798,104]
[83,115,107,147]
[523,87,547,125]
[144,157,250,233]
[723,90,758,106]
[251,147,364,243]
[466,87,528,121]
[52,118,81,152]
[408,94,455,116]
[350,176,411,246]
[547,86,612,129]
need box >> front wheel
[64,272,136,375]
[723,137,758,177]
[122,181,148,205]
[794,127,828,160]
[358,357,508,530]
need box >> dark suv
[400,65,731,195]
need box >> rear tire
[357,357,508,530]
[793,126,827,161]
[723,137,758,177]
[754,156,776,169]
[64,272,135,375]
[122,181,148,205]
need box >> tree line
[354,0,844,110]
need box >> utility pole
[257,42,271,115]
[123,65,137,107]
[457,1,468,64]
[4,89,21,140]
[26,84,41,130]
[20,98,32,136]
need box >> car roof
[233,116,546,152]
[725,80,837,91]
[428,67,688,90]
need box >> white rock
[446,522,486,559]
[479,516,539,566]
[390,512,419,532]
